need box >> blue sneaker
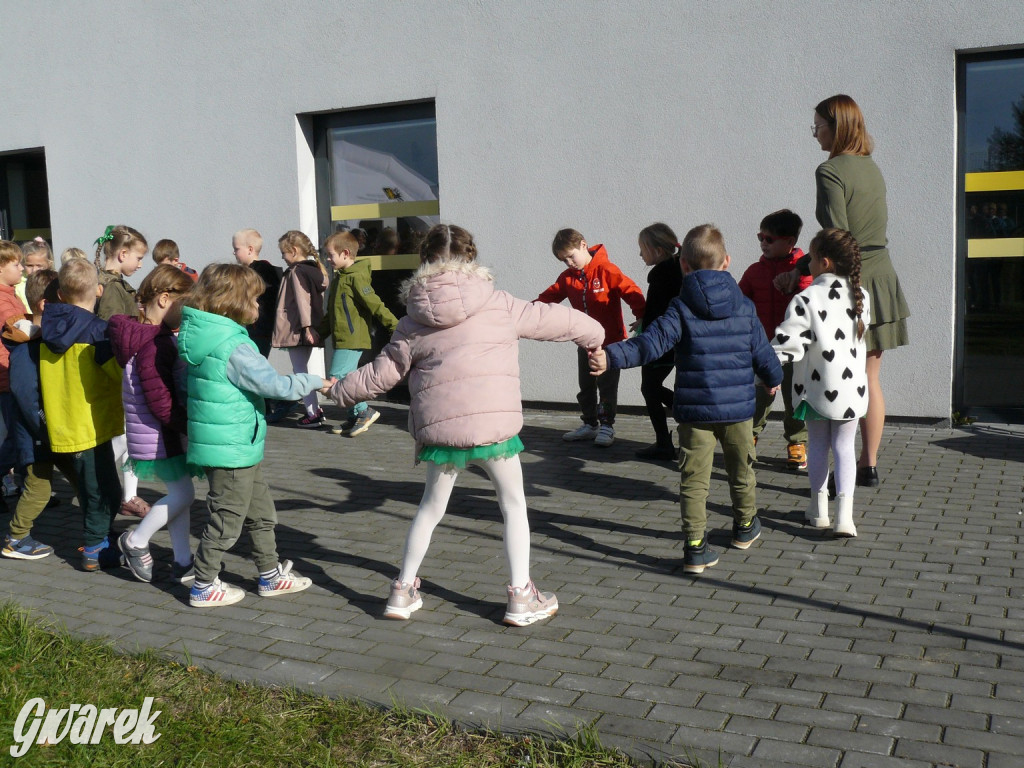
[2,534,53,560]
[81,537,123,572]
[731,517,762,550]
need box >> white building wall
[2,1,1022,418]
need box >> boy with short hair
[536,228,645,447]
[319,230,398,436]
[39,259,125,571]
[2,269,77,559]
[152,238,198,282]
[590,225,782,573]
[232,229,281,358]
[738,209,812,470]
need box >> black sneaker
[683,537,719,574]
[856,466,879,487]
[635,443,677,461]
[731,517,761,549]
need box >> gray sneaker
[345,408,380,437]
[594,424,615,447]
[562,423,599,442]
[503,581,558,626]
[329,417,357,436]
[118,530,154,583]
[384,577,423,620]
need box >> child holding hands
[327,224,604,625]
[590,225,782,574]
[178,264,330,607]
[770,228,870,536]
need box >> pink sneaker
[503,581,558,626]
[384,578,423,620]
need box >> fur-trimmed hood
[400,260,495,329]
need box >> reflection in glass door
[956,52,1024,418]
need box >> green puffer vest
[177,306,266,468]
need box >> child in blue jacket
[590,224,782,574]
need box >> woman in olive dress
[777,94,910,487]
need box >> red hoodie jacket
[0,283,28,392]
[738,248,811,337]
[535,244,645,345]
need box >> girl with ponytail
[771,228,870,538]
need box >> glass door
[956,52,1024,419]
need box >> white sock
[128,476,194,566]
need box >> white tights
[287,347,326,417]
[399,455,532,589]
[807,419,859,498]
[126,475,195,567]
[112,433,139,500]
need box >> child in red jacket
[536,228,645,447]
[738,209,812,470]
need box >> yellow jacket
[39,304,124,452]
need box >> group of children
[0,211,870,625]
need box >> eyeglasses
[811,122,829,137]
[757,233,779,244]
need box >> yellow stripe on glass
[11,228,52,241]
[965,170,1024,193]
[967,238,1024,259]
[355,253,421,270]
[331,200,440,221]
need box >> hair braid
[809,227,865,339]
[849,251,866,340]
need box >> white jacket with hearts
[771,273,871,421]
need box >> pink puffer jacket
[329,260,604,448]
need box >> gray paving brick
[893,739,985,768]
[751,738,842,767]
[7,413,1024,768]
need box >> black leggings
[641,364,674,445]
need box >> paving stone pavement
[2,403,1023,767]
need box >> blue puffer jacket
[605,269,782,423]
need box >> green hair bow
[94,225,115,247]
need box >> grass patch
[0,602,693,767]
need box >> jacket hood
[40,303,108,354]
[289,259,329,286]
[583,244,610,277]
[108,315,165,367]
[679,270,744,321]
[178,306,247,365]
[400,260,495,329]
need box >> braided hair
[809,228,865,340]
[94,225,147,270]
[419,224,477,264]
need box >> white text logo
[10,697,162,757]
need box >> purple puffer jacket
[108,315,187,461]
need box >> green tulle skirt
[126,455,205,482]
[418,436,525,470]
[793,400,827,422]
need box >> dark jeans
[64,440,121,547]
[576,347,619,426]
[641,363,674,445]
